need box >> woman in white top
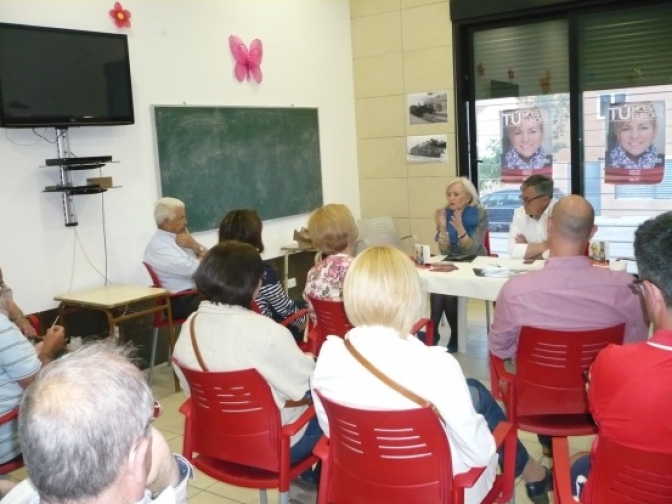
[311,246,551,504]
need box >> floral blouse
[303,254,353,324]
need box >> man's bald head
[549,196,595,245]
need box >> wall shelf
[42,128,117,226]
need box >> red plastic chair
[142,261,198,387]
[307,296,434,354]
[0,408,23,475]
[552,436,672,504]
[173,360,318,504]
[313,390,516,504]
[490,324,625,432]
[306,296,353,356]
[26,314,41,335]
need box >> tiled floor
[9,299,591,503]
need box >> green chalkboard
[152,106,323,232]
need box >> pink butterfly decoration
[228,36,263,83]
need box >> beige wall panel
[350,0,400,18]
[401,2,452,52]
[360,178,409,218]
[351,11,402,59]
[353,54,404,99]
[355,95,406,138]
[403,46,454,93]
[408,176,449,219]
[406,92,456,134]
[407,158,455,178]
[401,0,447,9]
[358,137,408,179]
[410,218,441,254]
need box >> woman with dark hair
[219,209,307,342]
[173,241,321,464]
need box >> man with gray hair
[144,197,207,318]
[0,342,191,504]
[508,174,558,259]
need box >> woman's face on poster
[617,118,655,159]
[510,121,543,160]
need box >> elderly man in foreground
[0,342,191,504]
[144,197,207,319]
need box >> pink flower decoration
[109,2,131,29]
[228,35,263,83]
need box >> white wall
[0,0,359,312]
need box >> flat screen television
[0,22,134,128]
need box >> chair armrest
[169,289,199,300]
[313,435,329,462]
[281,404,316,437]
[411,318,434,346]
[492,421,517,502]
[453,465,487,489]
[178,397,192,419]
[552,437,576,504]
[490,354,514,387]
[0,408,19,426]
[280,308,308,328]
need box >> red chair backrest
[583,436,672,504]
[316,390,454,503]
[175,362,283,473]
[515,324,625,418]
[143,261,163,288]
[309,296,352,354]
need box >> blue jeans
[290,414,323,465]
[467,378,529,477]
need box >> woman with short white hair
[432,177,489,351]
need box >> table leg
[163,297,180,393]
[457,296,468,354]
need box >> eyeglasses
[630,277,660,295]
[519,194,546,205]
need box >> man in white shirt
[0,342,192,504]
[508,175,558,260]
[144,198,208,318]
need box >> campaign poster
[605,101,665,184]
[500,107,553,183]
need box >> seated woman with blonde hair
[302,203,358,324]
[311,246,552,504]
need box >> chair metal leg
[279,490,288,504]
[259,489,268,504]
[148,327,159,385]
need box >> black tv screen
[0,23,134,128]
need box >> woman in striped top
[219,210,307,341]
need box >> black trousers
[430,293,458,348]
[169,293,201,320]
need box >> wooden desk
[54,285,179,391]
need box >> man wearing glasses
[568,211,672,500]
[0,342,191,504]
[508,174,558,259]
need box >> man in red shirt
[571,211,672,499]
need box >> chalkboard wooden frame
[152,106,324,232]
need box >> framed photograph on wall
[407,91,448,125]
[406,135,448,164]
